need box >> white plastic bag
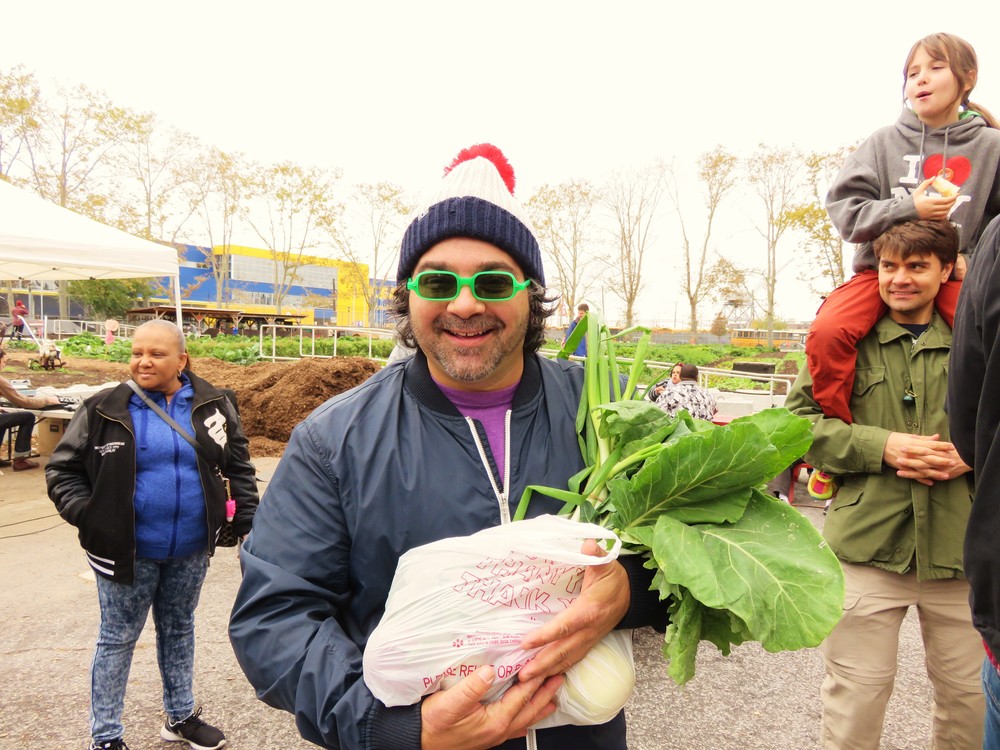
[363,515,633,725]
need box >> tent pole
[173,274,183,334]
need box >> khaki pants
[820,564,984,749]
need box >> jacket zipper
[124,393,225,558]
[465,413,511,524]
[465,412,536,750]
[190,399,223,553]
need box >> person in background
[386,338,417,364]
[0,348,60,471]
[10,299,28,340]
[948,213,1000,746]
[646,362,683,401]
[563,302,589,356]
[811,32,1000,425]
[654,363,717,421]
[786,220,983,749]
[46,320,259,750]
[229,144,668,750]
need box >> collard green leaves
[609,411,843,683]
[586,403,842,684]
[646,489,843,682]
[531,311,844,685]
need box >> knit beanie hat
[397,144,544,286]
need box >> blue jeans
[985,657,1000,749]
[90,554,208,743]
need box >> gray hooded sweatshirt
[826,107,1000,272]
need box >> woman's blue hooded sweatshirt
[128,375,209,560]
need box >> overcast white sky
[7,1,1000,326]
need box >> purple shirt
[435,380,519,485]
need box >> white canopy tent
[0,180,182,322]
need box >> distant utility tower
[718,297,756,329]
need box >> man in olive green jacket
[786,220,983,750]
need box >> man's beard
[415,313,526,383]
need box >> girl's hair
[904,33,999,128]
[390,280,557,354]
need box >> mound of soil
[193,357,382,448]
[2,351,381,457]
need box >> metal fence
[257,324,397,362]
[10,317,136,341]
[540,349,793,408]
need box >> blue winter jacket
[229,352,666,750]
[564,317,587,357]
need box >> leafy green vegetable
[520,308,843,684]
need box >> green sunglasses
[407,270,531,302]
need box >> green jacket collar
[874,311,951,350]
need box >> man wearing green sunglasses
[232,145,669,750]
[407,270,531,302]
[400,242,535,393]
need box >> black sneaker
[160,707,226,749]
[90,740,129,750]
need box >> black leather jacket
[45,372,258,583]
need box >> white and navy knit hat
[397,144,544,286]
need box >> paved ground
[0,458,939,749]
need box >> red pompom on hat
[397,143,543,284]
[444,144,516,196]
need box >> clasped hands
[884,432,970,485]
[418,539,630,750]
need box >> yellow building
[174,243,372,326]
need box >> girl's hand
[913,177,957,220]
[954,254,967,280]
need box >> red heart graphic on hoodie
[923,154,972,185]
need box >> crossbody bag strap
[126,379,235,523]
[125,379,215,467]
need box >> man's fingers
[506,675,563,731]
[520,545,611,653]
[445,666,495,715]
[581,538,606,557]
[519,611,574,652]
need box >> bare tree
[746,145,804,346]
[18,83,140,315]
[0,65,41,180]
[667,146,738,336]
[526,179,602,316]
[603,162,666,327]
[178,146,251,306]
[0,66,43,311]
[21,83,137,212]
[333,182,412,326]
[109,113,198,243]
[242,161,342,314]
[783,146,854,297]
